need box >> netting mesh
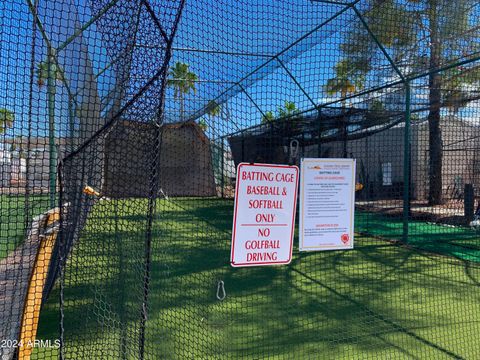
[2,0,480,359]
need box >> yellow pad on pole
[83,185,100,197]
[17,209,60,360]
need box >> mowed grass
[32,198,480,359]
[0,195,50,259]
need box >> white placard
[299,158,356,251]
[231,163,299,267]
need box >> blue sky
[2,0,479,144]
[0,0,348,141]
[0,0,117,140]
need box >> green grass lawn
[31,198,480,359]
[0,195,50,259]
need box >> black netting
[1,0,480,359]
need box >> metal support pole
[317,108,322,158]
[114,200,127,359]
[403,82,411,243]
[56,0,122,52]
[47,49,57,208]
[465,184,475,224]
[241,134,245,163]
[310,0,354,5]
[238,84,267,120]
[141,0,170,43]
[276,57,317,109]
[221,140,225,198]
[68,98,75,153]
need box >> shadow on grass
[0,195,50,259]
[35,199,480,359]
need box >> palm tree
[0,108,14,134]
[278,101,298,118]
[36,54,64,208]
[206,100,221,118]
[36,60,63,90]
[206,100,221,136]
[261,111,275,123]
[198,119,208,131]
[261,102,299,124]
[324,59,364,158]
[167,62,198,121]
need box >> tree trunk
[180,95,184,122]
[427,1,444,205]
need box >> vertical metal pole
[403,82,411,243]
[241,134,245,162]
[221,139,225,198]
[68,98,75,153]
[464,184,475,224]
[301,132,305,161]
[317,108,322,158]
[270,122,274,163]
[47,49,57,208]
[115,199,127,359]
[58,164,65,360]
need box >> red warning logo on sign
[341,234,350,244]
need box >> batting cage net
[1,0,480,359]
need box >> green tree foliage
[206,100,221,118]
[36,60,63,90]
[167,62,198,121]
[337,0,480,204]
[369,99,385,113]
[324,59,365,100]
[0,108,14,134]
[261,101,299,123]
[262,111,275,123]
[198,119,208,131]
[204,100,221,136]
[324,59,365,158]
[277,101,298,118]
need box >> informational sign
[299,158,356,251]
[231,163,299,267]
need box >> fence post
[317,108,322,158]
[241,134,245,162]
[115,200,127,359]
[464,183,474,224]
[221,139,225,198]
[47,49,57,208]
[403,82,411,243]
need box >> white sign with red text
[231,163,299,267]
[299,158,356,251]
